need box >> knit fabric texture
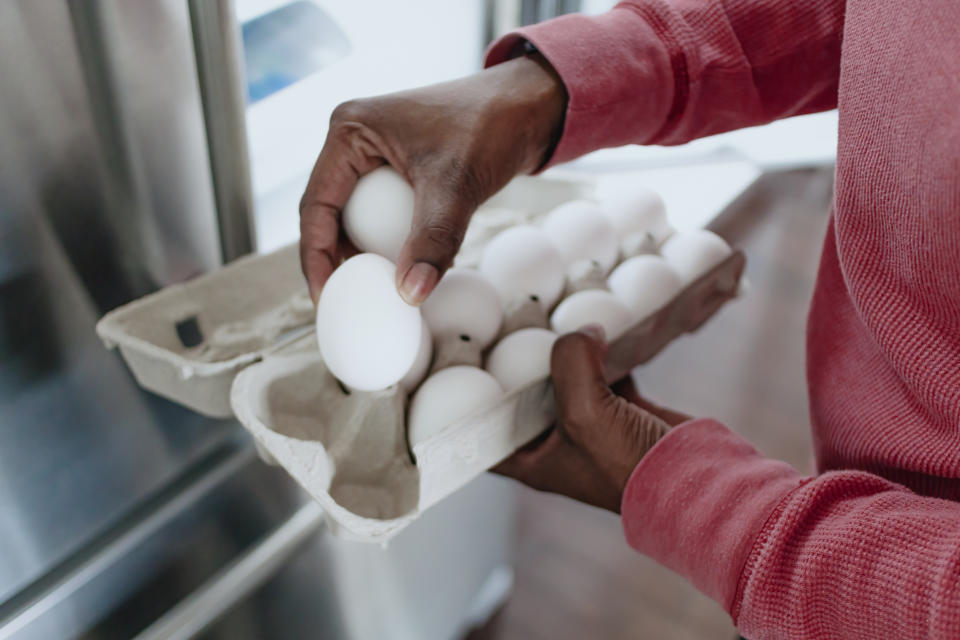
[487,1,960,637]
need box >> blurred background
[0,1,835,638]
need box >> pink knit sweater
[487,1,960,637]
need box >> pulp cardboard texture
[97,246,315,417]
[97,175,744,542]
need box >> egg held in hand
[550,289,633,341]
[479,225,565,312]
[485,327,558,393]
[660,229,732,285]
[607,255,683,320]
[316,253,423,392]
[407,366,503,448]
[542,200,619,273]
[342,166,414,263]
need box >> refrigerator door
[0,0,233,608]
[0,1,516,637]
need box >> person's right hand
[299,52,567,304]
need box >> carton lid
[96,244,314,415]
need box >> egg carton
[96,175,744,542]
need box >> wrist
[612,415,672,509]
[484,52,567,173]
[521,52,567,170]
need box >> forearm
[624,419,960,639]
[485,0,845,163]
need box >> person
[298,1,960,637]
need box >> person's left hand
[494,326,691,513]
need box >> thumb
[394,182,476,305]
[550,326,611,424]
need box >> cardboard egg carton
[97,175,745,542]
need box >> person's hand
[495,327,691,513]
[299,53,567,304]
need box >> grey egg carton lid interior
[96,245,314,417]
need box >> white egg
[342,166,414,262]
[399,321,433,392]
[421,268,502,349]
[407,366,503,447]
[660,229,732,285]
[607,255,683,319]
[550,289,633,340]
[485,328,558,392]
[316,253,423,391]
[600,187,673,250]
[479,226,565,312]
[542,200,619,273]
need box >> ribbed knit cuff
[484,8,675,167]
[620,418,804,612]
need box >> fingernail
[399,262,438,306]
[579,323,606,342]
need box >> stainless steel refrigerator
[0,2,516,638]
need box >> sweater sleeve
[484,0,844,164]
[622,419,960,639]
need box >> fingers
[299,153,354,301]
[611,376,692,427]
[299,212,338,303]
[610,375,643,405]
[491,426,623,513]
[299,107,385,301]
[394,164,483,305]
[493,428,602,501]
[628,394,692,427]
[551,327,673,456]
[491,426,561,484]
[495,328,683,514]
[550,326,611,426]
